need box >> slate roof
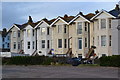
[60,15,75,23]
[85,13,95,20]
[109,9,120,17]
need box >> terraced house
[35,18,55,56]
[90,4,120,57]
[2,3,120,58]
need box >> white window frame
[42,40,45,48]
[41,28,46,35]
[58,39,62,48]
[101,19,106,29]
[101,35,106,47]
[13,31,16,38]
[27,29,30,37]
[27,41,30,49]
[77,22,82,34]
[78,38,82,50]
[58,25,62,33]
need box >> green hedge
[100,55,120,67]
[2,56,54,65]
[2,56,68,65]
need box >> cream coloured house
[50,15,74,57]
[68,12,95,58]
[9,24,23,53]
[90,5,120,57]
[35,18,55,56]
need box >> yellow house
[68,12,95,58]
[50,15,74,57]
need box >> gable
[54,19,66,25]
[74,16,88,22]
[25,24,33,29]
[95,12,114,19]
[10,25,19,31]
[38,21,49,28]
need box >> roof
[35,18,56,28]
[84,13,95,20]
[60,15,75,23]
[50,14,75,26]
[69,12,94,24]
[90,10,116,20]
[109,9,120,17]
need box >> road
[2,65,119,78]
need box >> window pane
[42,40,45,48]
[13,31,16,37]
[18,31,20,37]
[47,27,49,35]
[109,19,111,28]
[64,39,67,48]
[28,42,30,49]
[64,25,67,33]
[101,35,106,46]
[18,42,20,49]
[33,29,34,36]
[41,28,45,35]
[47,40,49,48]
[58,39,62,48]
[33,41,34,49]
[13,42,16,49]
[77,22,82,34]
[58,25,62,33]
[27,29,30,37]
[101,19,106,29]
[109,35,111,46]
[78,38,82,49]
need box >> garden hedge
[2,56,68,65]
[99,55,120,67]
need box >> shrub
[99,55,120,67]
[2,56,54,65]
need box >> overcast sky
[1,2,118,30]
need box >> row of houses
[1,3,120,58]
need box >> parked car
[66,57,81,66]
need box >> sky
[1,1,119,30]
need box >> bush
[2,56,69,65]
[99,55,120,67]
[2,56,54,65]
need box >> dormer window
[41,28,45,35]
[101,19,106,29]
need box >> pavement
[2,65,119,78]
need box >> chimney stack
[28,16,33,23]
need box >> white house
[23,16,38,55]
[35,18,54,56]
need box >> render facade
[35,19,52,56]
[3,3,120,57]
